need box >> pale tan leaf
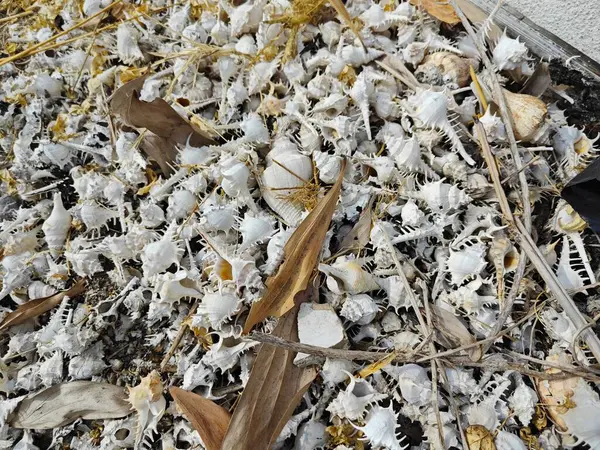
[357,350,397,378]
[222,297,318,450]
[430,304,482,361]
[338,195,374,253]
[328,0,366,49]
[10,381,131,429]
[466,425,496,450]
[109,75,214,175]
[409,0,460,24]
[170,387,231,450]
[243,159,346,334]
[0,279,86,333]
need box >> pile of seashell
[1,0,600,448]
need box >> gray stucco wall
[506,0,600,62]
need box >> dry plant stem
[438,365,469,450]
[0,0,123,67]
[514,217,600,362]
[160,299,199,369]
[250,333,594,381]
[481,249,527,354]
[375,59,420,91]
[0,8,34,24]
[450,0,532,233]
[500,348,600,381]
[475,122,513,223]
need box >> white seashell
[447,241,488,285]
[297,303,345,362]
[155,270,201,304]
[492,32,529,71]
[248,59,280,95]
[555,235,590,291]
[238,214,275,251]
[341,45,384,67]
[467,403,498,430]
[403,41,428,66]
[179,139,217,166]
[139,201,165,228]
[313,151,343,184]
[389,137,438,178]
[349,72,374,140]
[413,180,471,213]
[391,363,432,406]
[475,106,507,143]
[202,339,258,372]
[509,380,538,426]
[38,351,63,387]
[327,374,387,420]
[230,258,264,295]
[127,370,166,449]
[101,418,137,449]
[79,201,118,231]
[340,294,379,325]
[438,279,496,315]
[295,420,328,450]
[405,90,475,165]
[354,405,409,450]
[116,23,144,64]
[261,139,313,226]
[313,93,349,118]
[495,431,527,450]
[489,236,519,302]
[386,331,422,353]
[319,21,341,47]
[319,257,380,295]
[41,142,74,169]
[42,193,71,256]
[196,289,240,329]
[400,199,425,227]
[167,190,197,222]
[261,228,292,276]
[202,205,237,234]
[141,225,182,277]
[299,124,322,154]
[321,358,356,385]
[26,281,57,301]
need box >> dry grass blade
[0,279,86,333]
[328,0,366,49]
[169,387,231,450]
[222,298,318,450]
[430,304,482,361]
[410,0,460,24]
[109,75,214,175]
[10,381,131,429]
[243,159,346,334]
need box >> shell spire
[42,193,71,257]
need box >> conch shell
[42,193,72,257]
[415,52,471,88]
[261,138,313,226]
[503,89,548,142]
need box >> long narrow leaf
[0,279,86,333]
[328,0,366,49]
[222,295,318,450]
[170,387,231,450]
[243,159,346,334]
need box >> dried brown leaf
[430,304,482,361]
[0,279,86,333]
[169,387,231,450]
[338,195,374,253]
[409,0,460,24]
[466,425,496,450]
[243,159,346,334]
[109,75,214,175]
[222,296,318,450]
[10,381,131,429]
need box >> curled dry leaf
[466,425,496,450]
[430,304,482,361]
[109,75,214,175]
[10,381,131,429]
[222,290,318,450]
[0,279,86,333]
[170,387,231,450]
[243,159,346,334]
[409,0,460,24]
[534,364,578,431]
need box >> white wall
[506,0,600,62]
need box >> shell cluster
[0,0,599,449]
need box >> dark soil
[549,60,600,135]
